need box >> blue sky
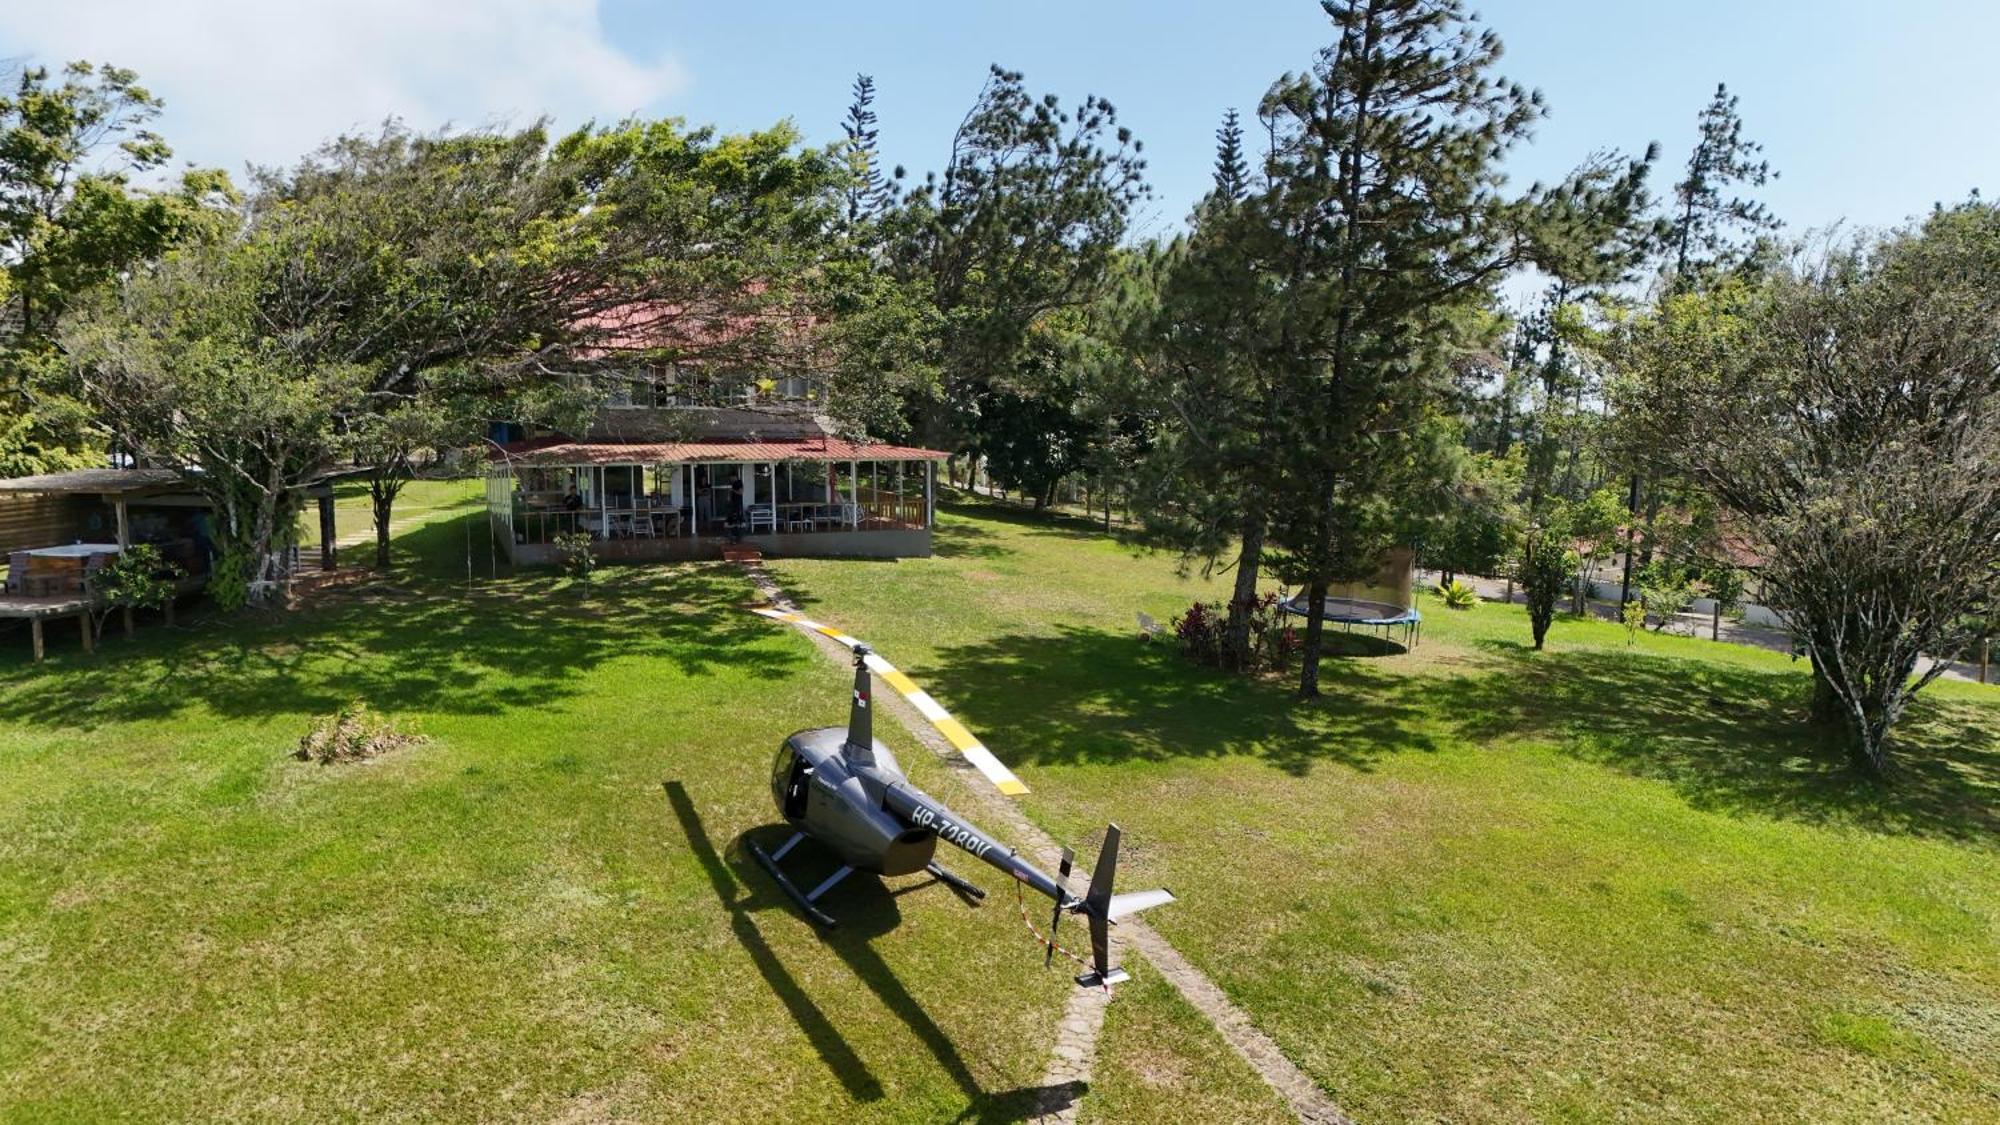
[6,0,1995,245]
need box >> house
[484,301,948,564]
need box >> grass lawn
[4,482,1995,1121]
[0,486,1275,1122]
[320,478,489,555]
[771,490,2000,1122]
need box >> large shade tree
[246,118,843,567]
[1613,200,2000,776]
[0,61,231,475]
[61,114,844,592]
[60,227,367,605]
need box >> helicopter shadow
[662,782,1078,1123]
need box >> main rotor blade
[752,607,1031,797]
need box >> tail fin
[844,644,875,766]
[1075,823,1175,989]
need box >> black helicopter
[750,641,1175,989]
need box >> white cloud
[0,0,686,173]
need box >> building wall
[0,493,107,556]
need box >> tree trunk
[1618,472,1641,604]
[372,489,396,570]
[1223,515,1265,669]
[1806,655,1844,727]
[1297,579,1328,698]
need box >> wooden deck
[0,592,102,660]
[1,575,205,662]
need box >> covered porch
[0,468,216,661]
[485,438,947,563]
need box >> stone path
[742,563,1351,1125]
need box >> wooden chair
[3,551,26,595]
[748,505,776,534]
[628,512,656,539]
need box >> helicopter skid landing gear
[925,862,986,901]
[750,833,842,929]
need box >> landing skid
[749,833,843,929]
[750,833,991,928]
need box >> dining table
[25,543,121,559]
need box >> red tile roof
[569,290,817,362]
[489,437,947,466]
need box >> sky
[4,0,1996,249]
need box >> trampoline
[1279,593,1422,649]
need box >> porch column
[848,460,859,527]
[925,461,935,529]
[114,497,131,550]
[895,461,904,526]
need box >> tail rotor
[1072,823,1175,990]
[1045,846,1074,969]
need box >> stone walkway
[742,563,1351,1125]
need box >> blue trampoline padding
[1279,594,1421,626]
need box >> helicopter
[748,625,1175,990]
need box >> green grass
[5,483,1996,1121]
[771,490,2000,1122]
[318,477,488,557]
[0,485,1266,1122]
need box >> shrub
[295,701,427,765]
[1173,600,1225,666]
[552,531,595,599]
[86,544,184,644]
[1173,592,1300,673]
[1436,578,1478,610]
[1636,559,1698,630]
[1621,598,1648,647]
[1519,527,1576,651]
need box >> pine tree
[1254,0,1652,696]
[840,73,890,224]
[1212,108,1249,203]
[1129,107,1283,667]
[1668,83,1779,284]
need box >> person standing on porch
[728,478,745,543]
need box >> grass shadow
[0,516,803,730]
[664,782,1053,1123]
[1449,643,2000,843]
[918,624,1439,777]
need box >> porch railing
[508,498,927,546]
